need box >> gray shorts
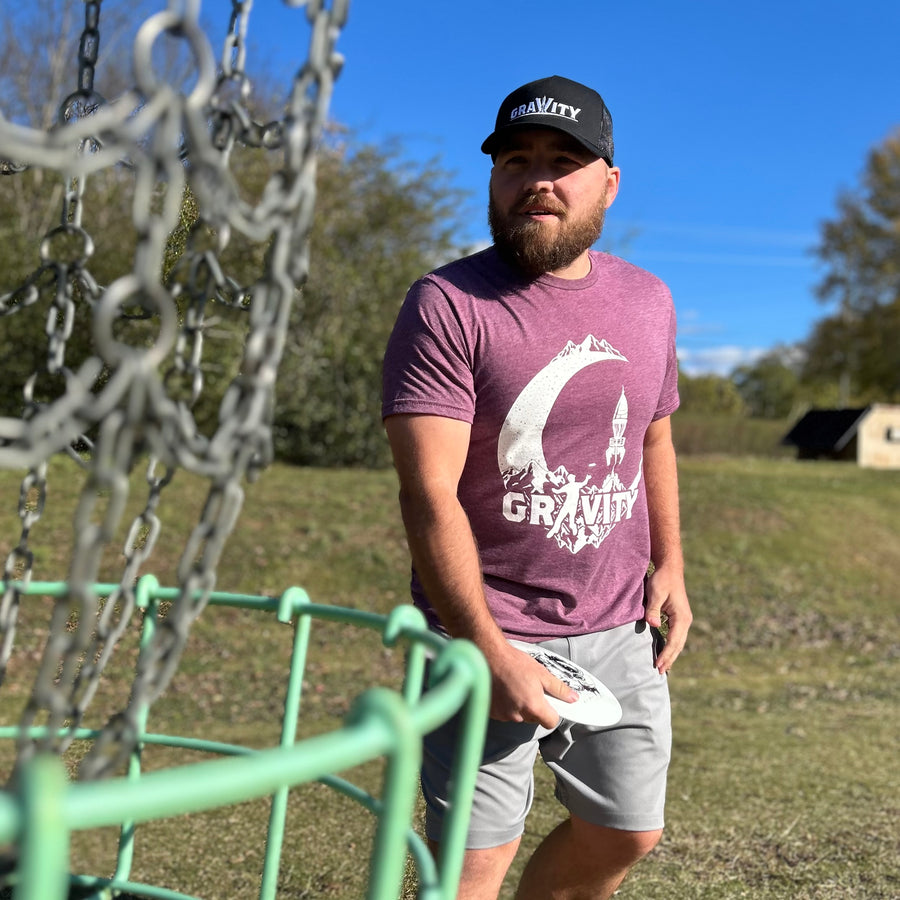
[422,620,671,849]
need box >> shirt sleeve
[382,275,477,423]
[654,298,681,421]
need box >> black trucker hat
[481,75,614,166]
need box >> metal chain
[0,0,108,712]
[0,0,348,780]
[78,1,102,96]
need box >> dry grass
[0,457,898,898]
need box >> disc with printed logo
[509,639,622,727]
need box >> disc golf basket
[0,2,489,898]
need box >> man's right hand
[485,643,577,728]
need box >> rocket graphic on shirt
[497,336,641,555]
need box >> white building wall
[858,404,900,469]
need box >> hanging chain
[0,0,349,780]
[0,0,108,699]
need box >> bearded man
[382,75,692,900]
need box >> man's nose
[522,162,555,193]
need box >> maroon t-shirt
[383,247,679,640]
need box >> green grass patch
[672,415,794,459]
[1,457,898,898]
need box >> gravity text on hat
[481,75,614,166]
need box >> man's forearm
[398,486,507,653]
[384,413,577,718]
[643,417,684,573]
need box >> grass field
[0,455,898,898]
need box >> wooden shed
[782,405,900,469]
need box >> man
[382,75,692,900]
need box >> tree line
[0,1,468,469]
[3,124,898,466]
[0,132,468,469]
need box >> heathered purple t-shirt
[382,247,679,640]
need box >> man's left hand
[643,566,692,674]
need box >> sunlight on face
[488,129,619,279]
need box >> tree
[804,130,900,401]
[801,298,900,404]
[273,138,471,467]
[732,348,802,419]
[0,1,179,422]
[677,370,746,416]
[1,3,471,467]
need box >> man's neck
[548,251,591,280]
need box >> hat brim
[480,121,610,165]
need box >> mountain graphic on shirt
[556,335,625,361]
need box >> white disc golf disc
[509,640,623,727]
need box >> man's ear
[605,166,621,209]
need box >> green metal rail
[0,575,490,900]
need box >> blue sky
[244,0,898,375]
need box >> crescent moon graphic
[497,342,626,477]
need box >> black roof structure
[781,407,869,453]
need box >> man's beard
[488,190,607,279]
